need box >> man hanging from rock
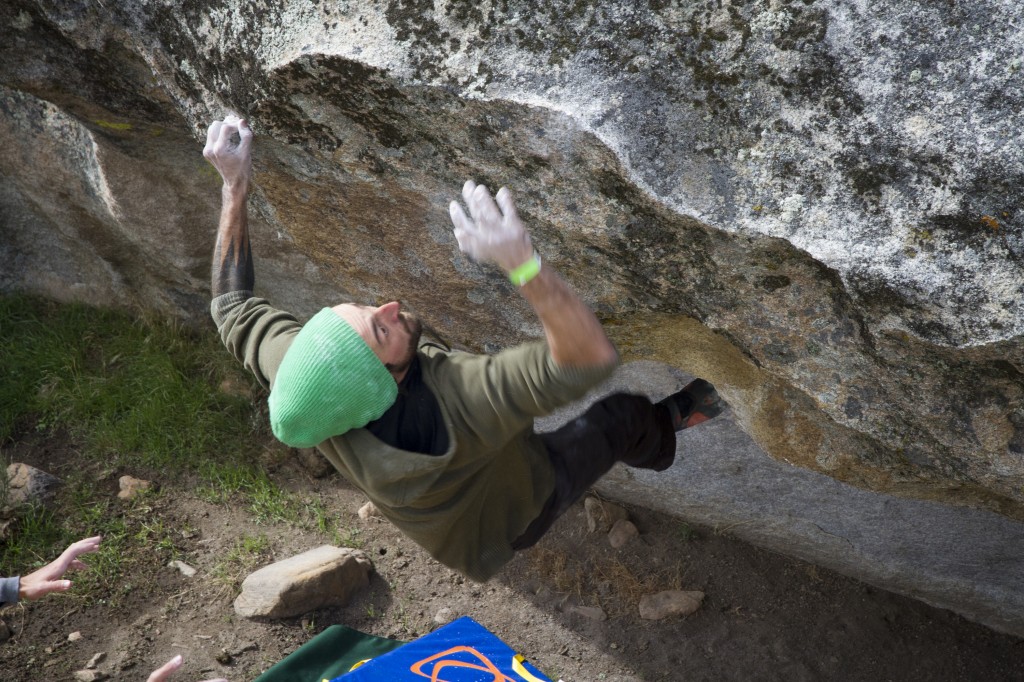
[203,115,725,582]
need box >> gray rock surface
[539,361,1024,637]
[0,0,1021,636]
[233,545,372,620]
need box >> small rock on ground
[73,670,107,682]
[4,462,61,513]
[117,476,151,500]
[168,560,197,577]
[639,590,705,620]
[608,519,639,548]
[358,501,381,521]
[584,497,629,533]
[567,604,608,621]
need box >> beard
[385,311,424,376]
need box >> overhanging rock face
[538,362,1024,639]
[1,1,1021,635]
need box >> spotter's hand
[19,535,101,601]
[146,655,228,682]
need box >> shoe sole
[681,379,725,429]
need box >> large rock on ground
[2,462,61,515]
[0,0,1021,633]
[233,546,372,620]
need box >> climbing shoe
[658,378,725,431]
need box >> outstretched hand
[449,180,534,273]
[147,655,228,682]
[203,115,253,192]
[19,535,101,601]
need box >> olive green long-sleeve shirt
[212,292,615,581]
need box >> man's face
[331,301,422,379]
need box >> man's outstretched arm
[203,115,255,298]
[449,180,618,368]
[516,258,618,368]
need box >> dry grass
[526,543,686,619]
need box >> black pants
[511,393,676,551]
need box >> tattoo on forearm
[212,230,254,297]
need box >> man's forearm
[211,185,254,298]
[518,264,618,368]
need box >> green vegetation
[0,295,344,602]
[197,463,296,524]
[0,295,255,467]
[0,476,181,606]
[209,534,273,596]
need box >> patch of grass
[197,466,350,537]
[68,478,182,605]
[134,517,180,556]
[677,522,697,542]
[0,294,260,470]
[210,534,273,597]
[196,456,340,535]
[334,525,364,549]
[0,294,281,604]
[299,496,363,547]
[196,462,301,525]
[0,505,70,578]
[304,497,334,535]
[0,476,181,608]
[589,559,682,616]
[526,547,578,596]
[526,545,685,619]
[0,295,357,609]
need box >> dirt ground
[1,432,1022,682]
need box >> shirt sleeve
[210,292,303,391]
[490,341,618,414]
[434,341,618,439]
[0,576,20,605]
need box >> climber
[203,115,725,582]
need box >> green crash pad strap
[253,624,406,682]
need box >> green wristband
[508,251,542,286]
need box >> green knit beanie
[269,308,398,447]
